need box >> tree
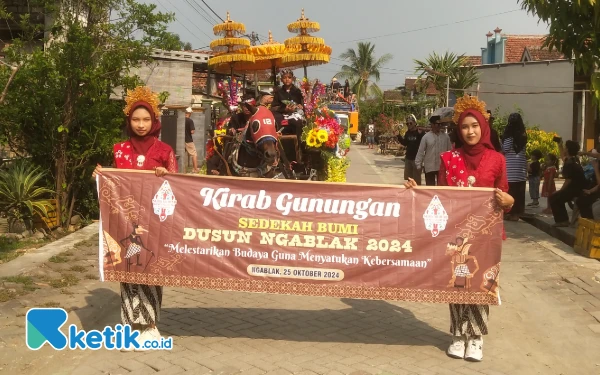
[337,42,392,102]
[520,0,600,101]
[182,41,193,51]
[413,52,479,106]
[0,0,177,226]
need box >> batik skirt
[121,282,162,326]
[449,304,489,336]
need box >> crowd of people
[357,96,600,362]
[368,107,599,229]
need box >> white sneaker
[134,329,153,351]
[465,335,483,362]
[120,329,142,352]
[447,335,466,359]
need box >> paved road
[1,144,600,375]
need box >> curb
[0,222,99,278]
[507,220,600,271]
[520,215,575,247]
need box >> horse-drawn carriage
[205,88,350,182]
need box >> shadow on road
[162,296,447,349]
[72,287,120,331]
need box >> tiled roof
[464,56,482,66]
[404,78,438,95]
[404,77,439,95]
[192,49,215,55]
[383,90,403,101]
[192,71,208,90]
[503,35,546,63]
[523,45,565,61]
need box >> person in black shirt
[270,69,305,142]
[549,140,587,226]
[184,108,198,172]
[527,149,542,207]
[398,114,424,184]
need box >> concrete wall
[471,60,574,140]
[133,60,193,107]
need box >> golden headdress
[452,95,490,124]
[123,86,162,118]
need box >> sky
[142,0,549,90]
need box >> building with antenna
[465,28,596,149]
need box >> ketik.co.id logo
[26,308,172,350]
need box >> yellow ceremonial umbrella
[233,31,304,86]
[208,12,255,102]
[284,9,332,78]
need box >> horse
[211,107,289,179]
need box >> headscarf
[457,109,494,170]
[127,101,161,156]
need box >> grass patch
[75,239,96,248]
[60,289,73,295]
[0,289,17,302]
[2,276,38,293]
[48,255,68,263]
[49,274,79,288]
[40,301,61,308]
[0,237,48,264]
[69,265,87,273]
[61,250,74,257]
[85,274,97,280]
[3,275,34,285]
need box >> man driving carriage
[270,69,305,143]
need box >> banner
[97,170,503,305]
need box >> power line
[332,9,521,44]
[164,0,213,43]
[199,0,224,22]
[155,0,209,47]
[190,0,220,25]
[184,0,216,26]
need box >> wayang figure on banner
[446,236,479,290]
[120,224,154,272]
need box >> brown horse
[211,104,285,178]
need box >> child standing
[541,153,558,214]
[527,150,543,207]
[92,86,177,350]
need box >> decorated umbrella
[230,31,299,87]
[283,9,331,78]
[208,12,255,103]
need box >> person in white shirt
[414,115,452,186]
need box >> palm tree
[337,42,393,103]
[413,52,479,106]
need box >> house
[383,77,438,119]
[464,28,597,149]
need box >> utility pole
[247,31,260,46]
[244,31,260,95]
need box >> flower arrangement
[205,117,229,161]
[323,152,350,182]
[217,78,242,112]
[214,128,227,145]
[303,107,345,150]
[300,77,326,118]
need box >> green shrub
[0,160,54,231]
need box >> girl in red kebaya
[92,86,177,350]
[405,95,514,362]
